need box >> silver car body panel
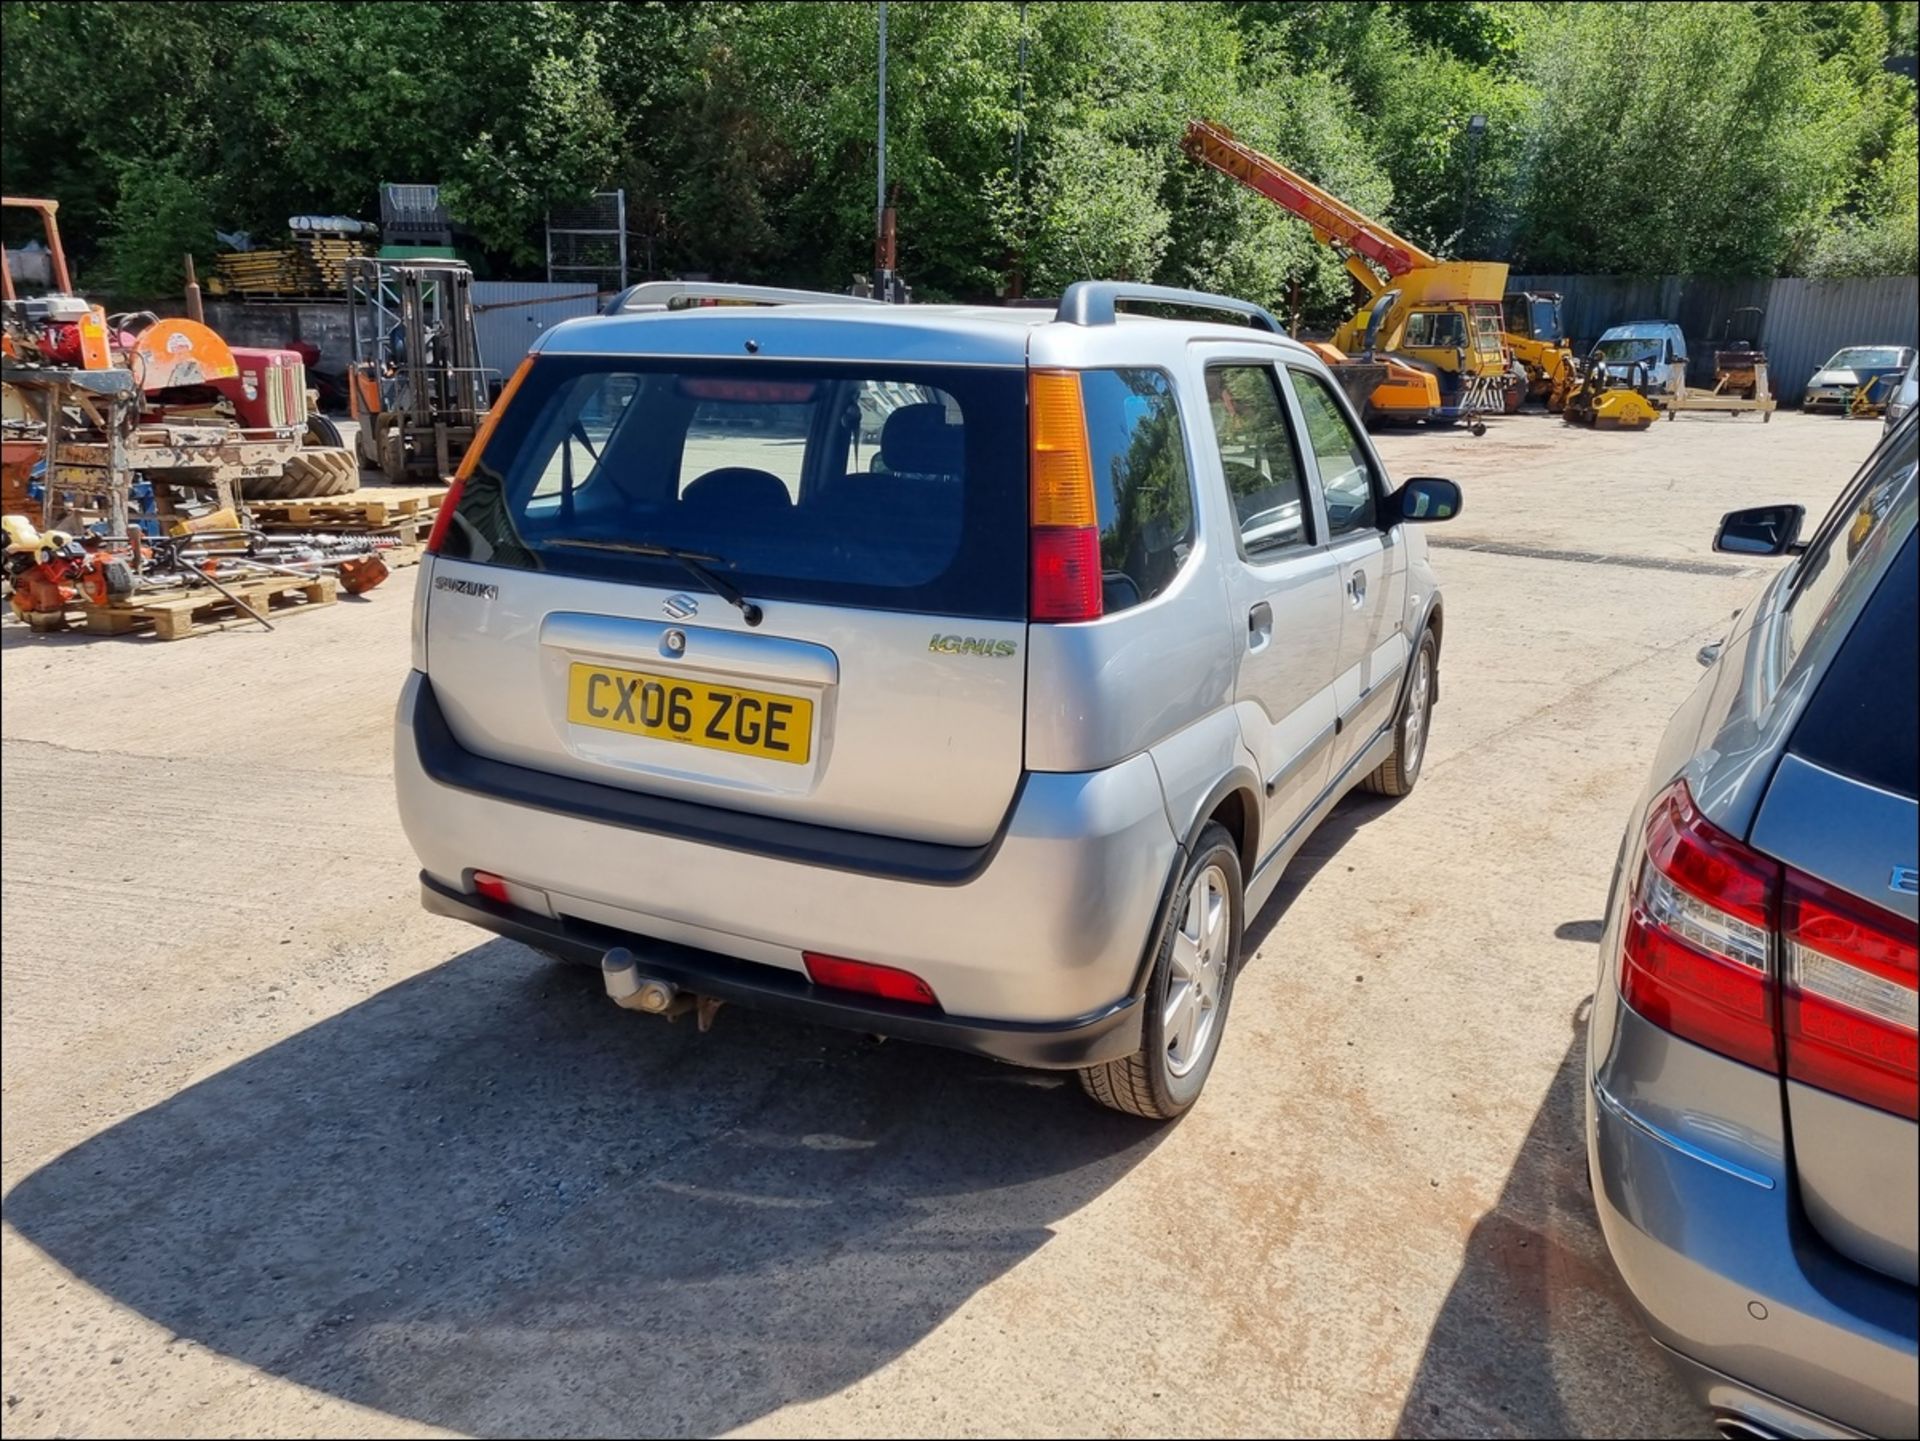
[397,671,1173,1022]
[427,565,1028,848]
[1587,417,1918,1438]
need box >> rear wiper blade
[544,537,763,626]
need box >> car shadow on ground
[5,938,1170,1437]
[1244,789,1399,953]
[1391,995,1706,1439]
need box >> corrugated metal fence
[471,281,604,378]
[1509,274,1919,403]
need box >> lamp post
[872,2,902,302]
[1455,113,1488,256]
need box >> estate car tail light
[1027,370,1103,622]
[803,952,940,1008]
[1620,780,1781,1072]
[1783,873,1919,1120]
[1620,779,1920,1121]
[426,355,535,554]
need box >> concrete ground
[0,409,1885,1438]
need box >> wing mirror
[1388,476,1462,525]
[1714,503,1805,556]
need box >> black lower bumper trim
[421,874,1143,1070]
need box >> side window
[1082,369,1194,612]
[1785,422,1917,663]
[1204,364,1313,558]
[527,372,643,510]
[1405,311,1465,349]
[1288,368,1378,537]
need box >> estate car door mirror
[1389,476,1462,525]
[1714,503,1805,556]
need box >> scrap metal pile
[3,509,403,632]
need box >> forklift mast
[344,257,489,482]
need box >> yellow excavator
[1502,290,1575,410]
[1182,120,1514,430]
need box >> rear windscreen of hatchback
[436,357,1028,618]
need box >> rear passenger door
[1284,365,1409,778]
[1199,358,1345,845]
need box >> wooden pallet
[246,486,446,529]
[81,573,339,641]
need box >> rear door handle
[1347,572,1368,606]
[1248,602,1272,651]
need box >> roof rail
[603,281,886,316]
[1055,281,1283,334]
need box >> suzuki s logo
[433,575,498,600]
[663,593,699,620]
[1892,866,1919,897]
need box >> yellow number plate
[566,664,813,764]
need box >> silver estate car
[1588,410,1918,1438]
[395,281,1458,1118]
[1803,346,1918,416]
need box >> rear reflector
[1783,872,1919,1120]
[1028,370,1103,622]
[472,871,511,905]
[427,355,535,554]
[1620,781,1780,1072]
[803,952,939,1007]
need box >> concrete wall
[201,300,354,376]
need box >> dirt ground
[0,409,1886,1439]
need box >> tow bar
[602,948,725,1032]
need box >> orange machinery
[1182,121,1516,427]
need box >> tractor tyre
[247,448,361,500]
[304,413,345,450]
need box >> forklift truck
[345,258,490,483]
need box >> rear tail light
[426,355,534,554]
[803,952,940,1007]
[1620,779,1920,1119]
[1621,781,1780,1071]
[1028,370,1103,622]
[1783,873,1918,1120]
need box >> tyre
[246,447,360,500]
[304,413,345,450]
[1363,627,1436,797]
[380,428,410,485]
[1079,822,1243,1120]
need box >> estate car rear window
[438,357,1028,618]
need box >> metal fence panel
[1760,277,1919,404]
[1510,273,1919,402]
[471,281,604,378]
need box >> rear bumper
[1586,1016,1919,1439]
[420,874,1142,1068]
[396,670,1178,1029]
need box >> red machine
[2,515,134,617]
